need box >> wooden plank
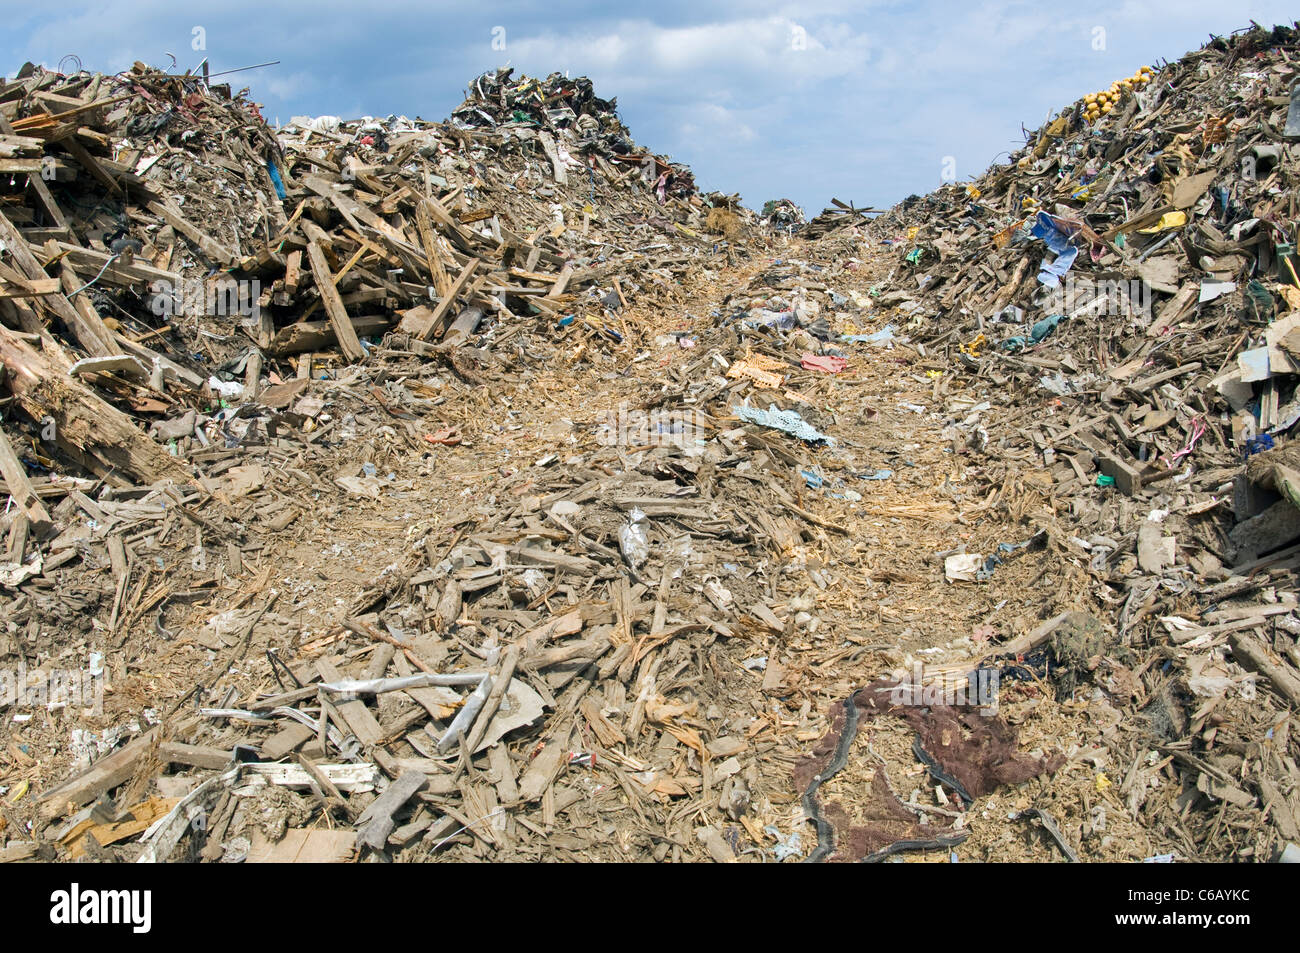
[439,305,484,349]
[0,157,41,174]
[301,175,416,249]
[415,199,452,297]
[33,239,180,287]
[61,136,120,194]
[0,424,51,525]
[419,195,479,252]
[147,200,235,265]
[418,258,479,341]
[355,769,426,852]
[314,659,383,746]
[269,313,390,356]
[26,173,70,230]
[304,241,365,361]
[0,276,60,298]
[36,729,158,821]
[0,210,117,353]
[58,260,120,357]
[283,250,302,294]
[259,723,315,761]
[156,741,231,770]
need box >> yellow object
[965,184,981,199]
[906,226,921,240]
[8,779,29,803]
[1096,773,1112,793]
[1138,211,1187,233]
[62,797,179,859]
[991,217,1026,248]
[959,332,987,359]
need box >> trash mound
[0,58,763,494]
[760,198,805,231]
[796,22,1300,862]
[802,198,880,239]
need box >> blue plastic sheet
[266,160,287,200]
[1030,212,1079,288]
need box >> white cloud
[679,102,757,143]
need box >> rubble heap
[795,23,1300,861]
[4,25,1300,865]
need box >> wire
[429,807,508,852]
[65,252,122,297]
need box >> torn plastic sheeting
[1244,433,1275,457]
[1038,245,1078,288]
[745,308,797,330]
[1166,416,1207,466]
[801,353,848,373]
[207,376,244,399]
[618,507,650,569]
[854,469,893,481]
[1138,210,1187,233]
[944,553,985,582]
[1030,212,1080,288]
[1199,280,1237,303]
[974,534,1046,580]
[733,404,835,445]
[841,324,896,346]
[1003,313,1065,351]
[1039,373,1074,395]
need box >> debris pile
[804,23,1300,861]
[760,198,805,231]
[4,25,1300,865]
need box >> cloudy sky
[2,1,1296,215]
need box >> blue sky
[2,1,1296,215]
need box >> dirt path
[6,240,1168,862]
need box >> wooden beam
[304,241,365,361]
[147,200,236,265]
[418,259,479,341]
[415,200,452,297]
[61,136,120,194]
[0,209,116,357]
[0,322,189,485]
[0,423,51,525]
